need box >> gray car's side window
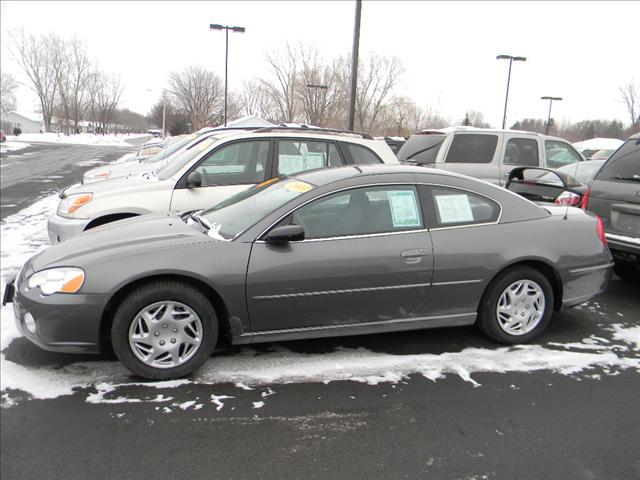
[286,185,424,239]
[195,140,269,186]
[420,186,500,228]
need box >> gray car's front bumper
[12,282,109,354]
[47,214,90,244]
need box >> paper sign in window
[435,194,474,224]
[278,155,305,175]
[388,191,421,228]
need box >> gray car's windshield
[198,177,315,240]
[157,136,219,180]
[143,134,198,164]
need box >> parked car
[582,133,640,283]
[48,127,399,244]
[505,160,606,206]
[376,136,406,155]
[573,137,624,160]
[589,149,617,161]
[4,164,612,379]
[0,130,6,143]
[83,134,186,183]
[397,126,585,185]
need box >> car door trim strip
[568,262,615,274]
[252,282,432,301]
[431,279,483,286]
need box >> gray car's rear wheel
[111,280,218,379]
[477,267,553,344]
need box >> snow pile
[6,133,148,147]
[0,141,31,154]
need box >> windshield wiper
[613,175,640,182]
[192,213,211,231]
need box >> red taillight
[596,215,607,247]
[555,191,581,206]
[581,186,591,209]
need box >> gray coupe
[5,165,613,379]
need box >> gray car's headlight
[58,193,93,218]
[27,267,85,295]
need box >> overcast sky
[2,1,638,127]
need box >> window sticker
[388,190,421,228]
[303,152,325,170]
[278,155,305,175]
[284,181,313,193]
[435,194,474,224]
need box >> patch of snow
[210,394,234,411]
[610,324,640,349]
[252,401,265,409]
[6,133,146,147]
[0,141,31,153]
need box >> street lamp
[306,84,327,125]
[210,23,246,127]
[348,0,362,131]
[146,88,166,138]
[541,96,563,134]
[496,54,526,129]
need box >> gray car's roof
[294,164,463,187]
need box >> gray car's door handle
[401,249,427,259]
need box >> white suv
[397,126,585,185]
[48,128,399,244]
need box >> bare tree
[296,47,348,127]
[619,79,639,126]
[168,66,223,130]
[261,44,299,123]
[94,72,123,133]
[354,54,404,133]
[461,110,492,128]
[378,96,423,137]
[9,28,58,131]
[49,34,73,134]
[1,72,19,115]
[68,37,92,134]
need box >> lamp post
[541,96,563,135]
[348,0,362,131]
[146,88,166,137]
[210,23,245,127]
[306,84,327,126]
[496,54,526,129]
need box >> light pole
[496,54,526,129]
[541,96,562,134]
[146,89,166,137]
[348,0,362,131]
[210,23,245,127]
[306,84,327,126]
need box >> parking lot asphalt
[1,144,639,480]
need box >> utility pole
[348,0,362,131]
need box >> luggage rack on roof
[253,126,374,140]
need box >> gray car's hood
[32,214,214,271]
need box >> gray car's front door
[246,185,434,332]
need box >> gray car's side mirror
[264,224,305,244]
[187,171,202,188]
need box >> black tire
[477,267,554,344]
[111,280,218,380]
[613,261,640,284]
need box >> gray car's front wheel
[111,280,218,380]
[477,267,554,344]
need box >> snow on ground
[6,133,147,147]
[0,194,639,408]
[0,141,31,154]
